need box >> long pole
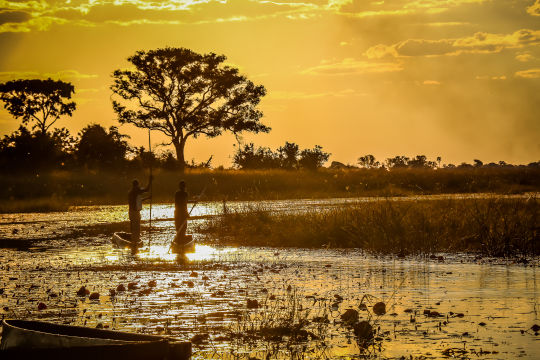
[148,129,152,248]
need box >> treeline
[0,124,211,173]
[233,142,330,170]
[2,124,540,174]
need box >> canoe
[171,234,195,254]
[112,232,143,249]
[0,319,191,360]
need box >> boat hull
[171,234,195,254]
[0,319,190,360]
[112,232,143,249]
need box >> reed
[198,197,539,256]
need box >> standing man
[128,175,152,242]
[175,181,189,240]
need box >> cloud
[422,21,470,26]
[301,58,403,75]
[475,75,507,80]
[0,10,31,25]
[0,0,324,33]
[0,15,94,32]
[397,38,455,56]
[269,88,367,99]
[0,70,98,82]
[515,52,534,62]
[365,29,540,58]
[527,0,540,16]
[422,80,441,85]
[515,68,540,78]
[454,29,540,50]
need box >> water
[0,197,538,359]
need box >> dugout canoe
[112,231,143,249]
[171,234,195,254]
[0,319,191,360]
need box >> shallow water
[0,197,539,359]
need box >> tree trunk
[173,138,187,173]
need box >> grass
[0,196,71,213]
[197,197,539,257]
[0,166,539,213]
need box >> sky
[0,0,539,167]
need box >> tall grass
[1,167,539,204]
[0,196,71,213]
[198,197,539,256]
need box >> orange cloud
[515,68,540,78]
[527,0,540,16]
[301,58,403,75]
[366,29,540,58]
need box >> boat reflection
[123,244,236,262]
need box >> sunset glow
[1,0,539,165]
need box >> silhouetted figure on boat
[128,175,152,242]
[175,180,189,239]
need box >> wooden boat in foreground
[112,231,143,249]
[0,319,190,360]
[171,234,195,254]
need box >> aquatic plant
[198,197,539,256]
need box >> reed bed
[1,167,539,213]
[198,197,539,256]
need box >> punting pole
[148,129,152,249]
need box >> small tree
[0,126,74,171]
[386,156,410,169]
[0,79,76,133]
[233,143,279,169]
[111,47,269,172]
[357,154,379,168]
[277,141,299,169]
[408,155,437,169]
[473,159,483,167]
[76,124,130,169]
[299,145,330,170]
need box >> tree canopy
[0,79,76,133]
[111,47,269,172]
[76,124,130,169]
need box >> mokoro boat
[0,319,190,360]
[171,234,195,254]
[112,232,143,249]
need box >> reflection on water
[0,197,539,359]
[118,244,236,263]
[0,238,538,359]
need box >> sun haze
[0,0,539,166]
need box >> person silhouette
[128,175,152,242]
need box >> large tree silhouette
[0,79,76,133]
[111,47,269,172]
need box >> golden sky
[0,0,539,166]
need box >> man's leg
[132,212,141,242]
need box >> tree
[408,155,436,169]
[76,124,130,169]
[357,154,379,168]
[473,159,483,167]
[111,47,269,172]
[0,126,74,171]
[298,145,330,170]
[0,79,76,133]
[386,156,410,169]
[233,143,279,169]
[277,141,299,169]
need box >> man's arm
[141,175,153,192]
